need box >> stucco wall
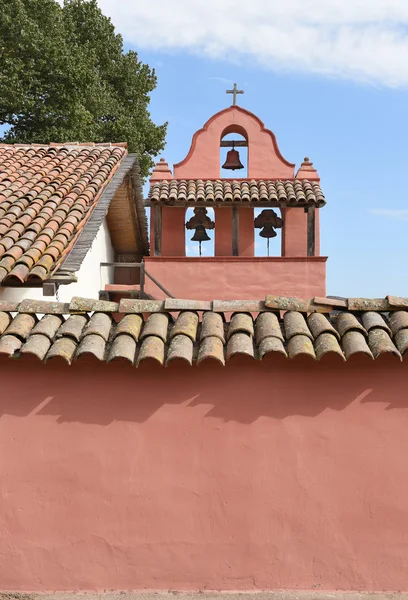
[0,356,407,592]
[0,219,114,303]
[144,256,327,300]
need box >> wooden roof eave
[144,199,326,209]
[59,154,146,277]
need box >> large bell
[222,148,244,171]
[191,225,211,243]
[259,223,277,239]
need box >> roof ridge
[0,295,407,365]
[147,178,325,207]
[0,142,128,149]
[0,295,406,316]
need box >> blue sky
[41,2,408,296]
[136,50,408,297]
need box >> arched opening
[220,125,248,179]
[254,207,283,257]
[185,207,215,257]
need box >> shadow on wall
[0,355,407,426]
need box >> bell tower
[145,87,327,300]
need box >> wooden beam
[144,269,174,298]
[232,205,239,256]
[153,205,162,257]
[307,205,315,257]
[100,262,142,268]
[220,140,248,147]
[140,261,145,298]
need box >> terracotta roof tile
[395,329,408,355]
[149,179,325,207]
[0,296,407,366]
[166,334,194,366]
[170,311,199,342]
[197,336,225,366]
[32,315,63,340]
[362,311,391,334]
[314,332,344,361]
[0,311,11,334]
[83,312,112,342]
[137,336,165,366]
[4,313,36,340]
[200,312,225,344]
[228,313,254,339]
[342,331,373,360]
[140,313,169,343]
[287,334,316,360]
[226,332,254,360]
[284,311,313,341]
[47,337,77,364]
[368,328,401,360]
[258,335,287,360]
[56,314,87,342]
[337,312,366,337]
[0,335,22,356]
[255,312,283,345]
[108,334,137,364]
[307,312,340,340]
[0,144,126,284]
[77,333,106,361]
[21,334,52,360]
[113,314,143,342]
[389,311,408,336]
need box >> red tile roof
[0,295,407,365]
[148,179,325,206]
[0,143,127,284]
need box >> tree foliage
[0,0,167,176]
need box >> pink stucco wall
[149,106,321,266]
[173,106,295,180]
[1,357,408,592]
[144,256,327,300]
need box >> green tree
[0,0,166,176]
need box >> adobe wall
[0,357,408,592]
[143,256,327,299]
[173,106,295,180]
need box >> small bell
[259,223,277,239]
[254,209,284,256]
[191,225,211,243]
[185,207,215,256]
[222,143,244,171]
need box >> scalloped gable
[173,106,295,180]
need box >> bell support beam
[307,205,316,257]
[220,141,248,147]
[154,204,162,257]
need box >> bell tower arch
[147,96,327,300]
[173,106,295,180]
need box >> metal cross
[226,83,244,106]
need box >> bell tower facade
[145,102,327,300]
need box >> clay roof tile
[0,144,127,284]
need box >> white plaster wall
[0,219,114,303]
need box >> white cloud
[370,209,408,221]
[97,0,408,87]
[208,77,235,85]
